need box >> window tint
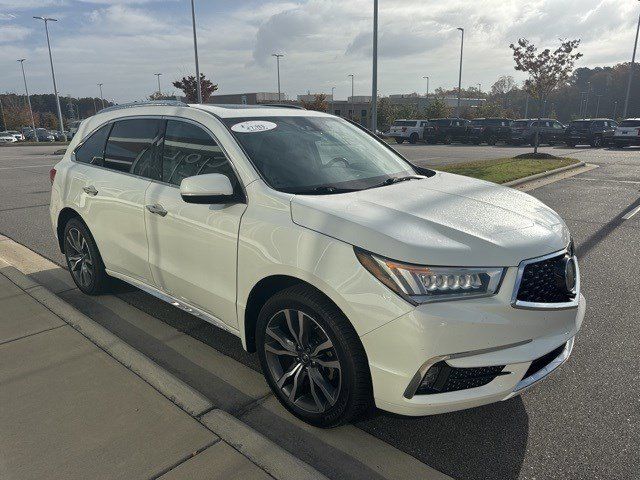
[104,119,163,178]
[162,120,238,188]
[75,124,111,164]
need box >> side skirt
[105,269,241,337]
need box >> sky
[0,0,639,103]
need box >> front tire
[63,218,110,295]
[256,285,373,428]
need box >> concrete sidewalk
[0,260,326,480]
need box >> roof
[192,104,325,118]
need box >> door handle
[146,204,168,217]
[83,185,98,196]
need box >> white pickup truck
[612,119,640,148]
[388,119,430,144]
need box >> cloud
[0,13,16,20]
[0,24,30,42]
[0,0,66,8]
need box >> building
[208,92,287,105]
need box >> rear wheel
[444,134,453,145]
[409,133,418,144]
[590,136,603,148]
[256,285,373,428]
[63,218,110,295]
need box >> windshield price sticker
[231,121,277,133]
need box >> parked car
[0,132,17,144]
[468,118,514,145]
[388,119,430,144]
[564,119,617,147]
[5,130,25,141]
[509,118,565,146]
[424,118,472,144]
[31,128,55,142]
[50,102,584,427]
[49,130,68,141]
[612,119,640,148]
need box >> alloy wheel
[264,309,342,413]
[65,227,94,289]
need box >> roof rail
[260,104,306,110]
[98,100,189,114]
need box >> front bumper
[360,265,585,416]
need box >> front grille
[516,254,574,304]
[523,343,566,379]
[416,362,506,395]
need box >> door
[144,119,247,328]
[72,118,162,285]
[551,121,564,142]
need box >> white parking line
[622,204,640,220]
[569,177,640,185]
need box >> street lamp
[272,54,285,102]
[584,81,591,119]
[331,86,336,115]
[348,74,355,119]
[190,0,202,103]
[595,94,602,117]
[154,73,162,95]
[17,59,38,142]
[456,27,464,118]
[97,83,104,109]
[422,76,430,97]
[33,16,65,139]
[371,0,378,133]
[623,3,640,118]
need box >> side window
[553,122,563,129]
[104,119,163,178]
[75,124,111,164]
[162,120,238,188]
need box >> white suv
[388,119,430,144]
[50,102,585,427]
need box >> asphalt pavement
[0,143,638,479]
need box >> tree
[510,38,582,153]
[491,75,516,108]
[148,91,179,101]
[424,97,451,118]
[376,97,394,131]
[301,93,328,112]
[172,73,218,103]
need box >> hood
[290,172,569,267]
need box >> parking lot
[1,143,639,479]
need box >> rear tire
[256,285,373,428]
[63,218,111,295]
[590,136,602,148]
[444,134,453,145]
[409,133,418,144]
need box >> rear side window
[620,120,640,127]
[162,120,238,188]
[75,124,111,165]
[104,119,163,178]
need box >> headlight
[355,248,505,305]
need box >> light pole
[154,73,162,95]
[17,59,38,142]
[371,0,378,133]
[584,81,591,119]
[422,76,430,97]
[331,86,335,115]
[613,100,619,119]
[97,83,104,109]
[348,74,355,119]
[477,83,482,93]
[190,0,202,103]
[456,27,464,118]
[272,54,284,102]
[595,94,602,117]
[623,5,640,118]
[33,16,65,138]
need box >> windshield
[224,116,416,194]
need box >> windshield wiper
[367,175,423,190]
[310,185,359,194]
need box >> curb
[201,410,328,480]
[503,161,586,187]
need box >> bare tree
[510,38,582,153]
[490,75,516,108]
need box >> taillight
[49,168,56,185]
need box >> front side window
[104,119,163,178]
[75,124,111,164]
[224,116,416,194]
[162,120,238,188]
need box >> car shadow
[357,397,529,480]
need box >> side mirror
[180,173,237,204]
